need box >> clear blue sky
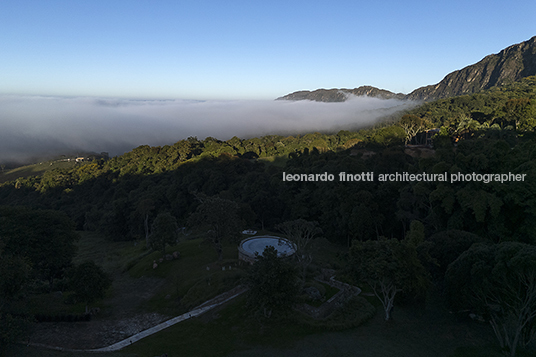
[1,0,535,100]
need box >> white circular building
[238,235,296,264]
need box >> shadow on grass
[224,298,499,357]
[3,345,136,357]
[8,294,507,357]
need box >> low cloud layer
[0,95,417,163]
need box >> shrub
[298,296,376,331]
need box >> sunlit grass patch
[0,160,78,183]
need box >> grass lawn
[4,346,137,357]
[0,160,77,183]
[126,237,247,316]
[72,232,250,318]
[12,295,504,357]
[6,302,509,357]
[121,294,332,357]
[74,231,147,273]
[225,301,501,357]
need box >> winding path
[27,285,248,352]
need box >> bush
[298,296,376,331]
[304,281,326,297]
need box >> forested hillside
[2,76,536,356]
[0,124,407,240]
[1,76,535,244]
[407,75,536,130]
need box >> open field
[0,160,77,183]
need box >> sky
[1,0,535,100]
[0,1,535,163]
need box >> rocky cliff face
[279,36,536,102]
[407,36,536,101]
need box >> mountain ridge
[278,35,536,102]
[276,86,406,102]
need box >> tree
[69,261,112,314]
[500,98,535,130]
[370,125,406,146]
[398,114,431,145]
[0,250,31,300]
[455,114,483,135]
[0,207,78,290]
[136,198,155,249]
[245,246,300,319]
[348,190,384,241]
[350,237,429,321]
[446,242,536,357]
[275,219,322,282]
[427,230,486,281]
[405,220,425,246]
[0,239,31,352]
[187,194,242,260]
[100,197,133,241]
[150,212,178,254]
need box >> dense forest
[2,76,536,356]
[2,76,535,243]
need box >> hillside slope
[407,35,536,100]
[279,36,536,102]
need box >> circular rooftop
[238,235,296,263]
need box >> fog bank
[0,95,417,163]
